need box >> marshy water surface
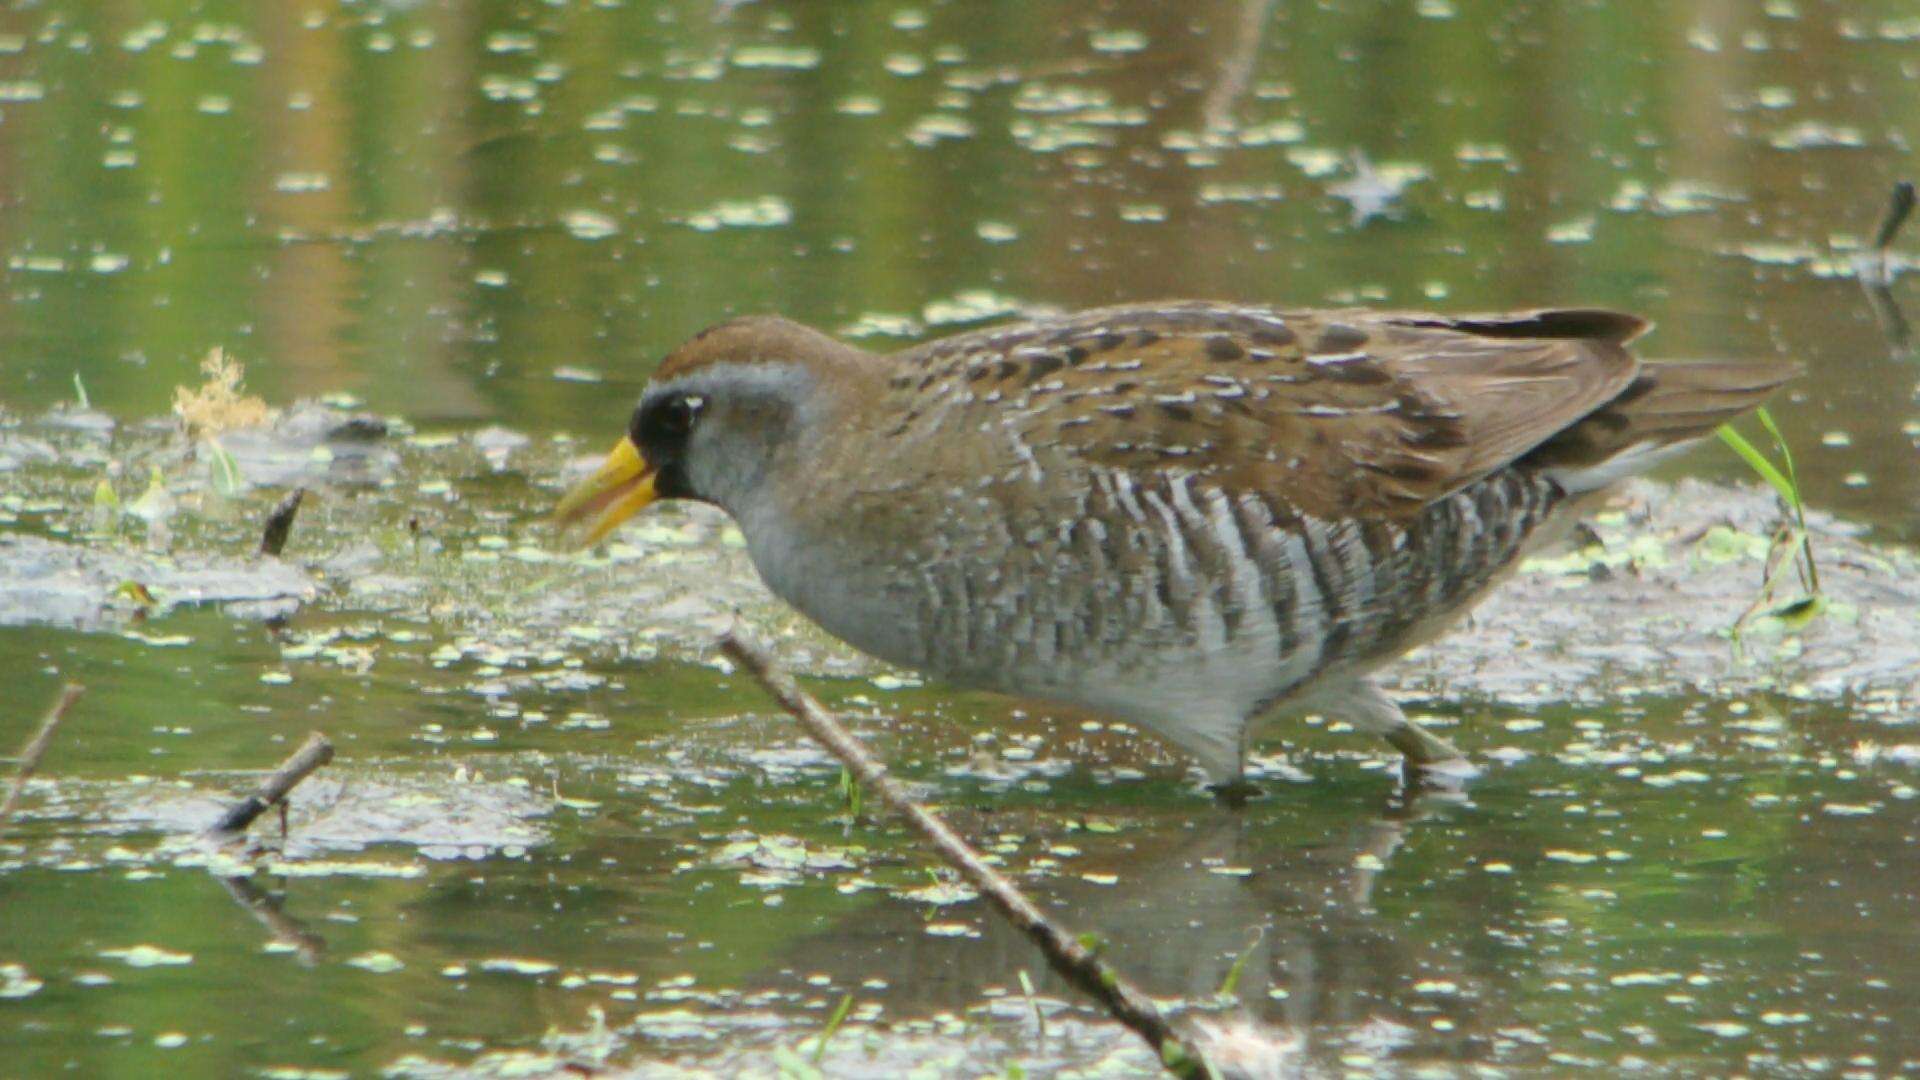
[2,3,1919,1077]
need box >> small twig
[1019,968,1047,1037]
[0,683,85,832]
[206,732,334,837]
[1859,271,1914,356]
[1861,180,1918,356]
[258,487,306,557]
[1201,0,1276,134]
[719,632,1208,1079]
[1872,180,1915,254]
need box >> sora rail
[556,302,1791,792]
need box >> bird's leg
[1201,743,1264,807]
[1200,714,1309,805]
[1321,680,1477,785]
[1168,721,1267,806]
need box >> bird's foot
[1205,778,1265,809]
[1397,754,1479,798]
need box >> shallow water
[2,3,1919,1077]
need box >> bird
[554,301,1793,795]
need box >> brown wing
[900,302,1647,520]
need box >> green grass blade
[206,439,244,497]
[1748,406,1820,591]
[837,765,862,821]
[773,1046,824,1080]
[1716,424,1795,505]
[1017,968,1045,1036]
[1752,407,1803,511]
[810,992,854,1065]
[93,476,120,512]
[1217,926,1265,998]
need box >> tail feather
[1525,357,1798,494]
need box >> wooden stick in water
[258,487,306,557]
[718,631,1208,1079]
[0,683,85,832]
[206,731,334,837]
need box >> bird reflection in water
[764,779,1483,1074]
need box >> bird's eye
[656,393,706,437]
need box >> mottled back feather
[885,301,1647,519]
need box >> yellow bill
[553,436,657,547]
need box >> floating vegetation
[1089,29,1149,54]
[560,209,619,240]
[906,112,975,146]
[840,311,922,338]
[730,44,822,70]
[921,289,1028,327]
[98,945,193,968]
[1767,121,1867,150]
[680,195,792,231]
[1546,216,1597,244]
[1609,179,1745,216]
[478,957,560,977]
[0,964,44,999]
[1326,156,1427,225]
[347,951,405,974]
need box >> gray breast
[901,467,1564,712]
[742,459,1563,721]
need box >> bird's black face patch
[630,391,706,499]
